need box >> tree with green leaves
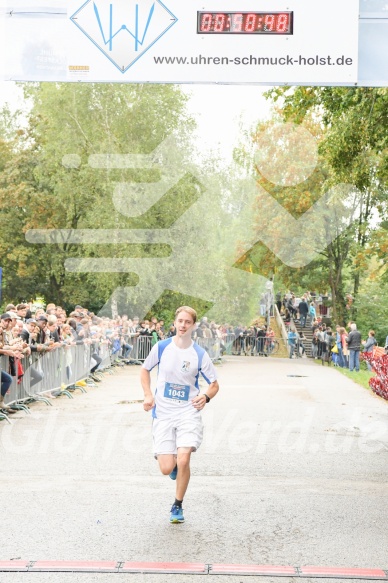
[0,82,195,311]
[235,87,388,326]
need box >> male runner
[141,306,219,523]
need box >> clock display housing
[197,11,294,34]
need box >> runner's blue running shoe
[169,465,178,480]
[170,504,184,523]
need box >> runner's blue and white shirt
[142,338,217,420]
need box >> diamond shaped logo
[70,0,178,73]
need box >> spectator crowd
[1,294,386,414]
[0,298,283,414]
[279,290,388,372]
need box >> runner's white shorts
[152,415,203,457]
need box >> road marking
[0,561,387,577]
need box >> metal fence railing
[229,335,285,357]
[119,334,286,360]
[1,342,112,411]
[123,335,225,363]
[196,337,222,361]
[98,343,113,370]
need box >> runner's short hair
[175,306,197,324]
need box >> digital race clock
[197,11,293,34]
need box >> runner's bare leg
[176,447,192,500]
[157,454,177,475]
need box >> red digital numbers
[244,13,257,32]
[214,13,226,32]
[264,14,275,31]
[277,14,289,33]
[198,12,292,34]
[200,13,212,32]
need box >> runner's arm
[192,380,219,410]
[140,366,155,411]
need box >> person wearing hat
[2,312,20,347]
[33,316,50,346]
[7,311,21,322]
[35,315,56,351]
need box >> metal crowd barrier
[196,337,222,361]
[224,333,236,355]
[98,342,112,370]
[129,335,153,362]
[0,342,111,407]
[230,336,284,356]
[125,335,224,363]
[126,333,283,360]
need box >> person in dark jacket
[346,323,362,372]
[298,299,309,327]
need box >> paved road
[1,356,387,583]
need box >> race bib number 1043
[164,382,190,402]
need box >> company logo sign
[70,0,178,73]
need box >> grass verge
[332,366,374,391]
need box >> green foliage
[0,82,195,308]
[353,277,388,346]
[243,87,388,326]
[145,290,213,326]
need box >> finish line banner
[0,0,359,84]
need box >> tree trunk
[327,242,348,326]
[49,274,63,305]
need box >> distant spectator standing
[287,295,297,319]
[311,330,319,359]
[20,318,45,388]
[362,330,377,372]
[339,327,349,367]
[257,326,266,356]
[298,331,307,357]
[346,323,362,372]
[0,314,19,414]
[335,325,345,368]
[288,329,297,359]
[298,299,309,328]
[259,294,266,317]
[322,329,335,366]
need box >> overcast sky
[183,84,273,162]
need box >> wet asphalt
[1,355,387,583]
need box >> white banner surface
[1,0,359,84]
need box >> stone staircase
[293,316,314,358]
